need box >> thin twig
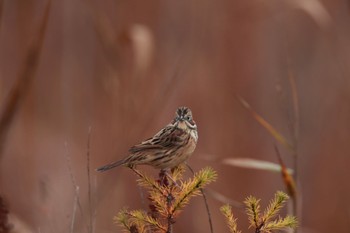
[287,73,300,144]
[0,0,3,33]
[0,0,51,160]
[285,40,300,176]
[185,163,214,233]
[86,127,93,233]
[92,175,97,233]
[284,37,300,230]
[64,142,86,228]
[70,186,79,233]
[138,185,146,209]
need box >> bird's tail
[96,160,125,172]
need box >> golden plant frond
[115,209,133,232]
[129,210,166,232]
[115,167,219,232]
[244,195,261,228]
[223,191,297,233]
[262,191,289,223]
[135,171,165,196]
[262,215,298,232]
[148,190,169,217]
[171,164,186,181]
[114,208,166,233]
[172,167,217,214]
[220,204,241,233]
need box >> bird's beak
[178,117,185,122]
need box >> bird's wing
[128,125,186,153]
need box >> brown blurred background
[0,0,350,232]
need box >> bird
[96,106,198,172]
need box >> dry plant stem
[137,184,146,209]
[0,0,50,160]
[186,163,214,233]
[288,72,299,215]
[253,209,271,233]
[70,186,80,233]
[0,0,3,32]
[166,218,173,233]
[285,40,300,229]
[274,146,296,200]
[86,127,93,233]
[92,176,98,233]
[160,172,174,233]
[255,225,262,233]
[255,226,260,233]
[64,142,86,228]
[235,95,294,152]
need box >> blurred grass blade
[275,146,297,199]
[222,158,294,174]
[207,189,243,209]
[236,95,294,152]
[0,0,51,159]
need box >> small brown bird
[96,107,198,172]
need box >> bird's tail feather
[96,160,124,172]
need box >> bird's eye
[185,116,191,121]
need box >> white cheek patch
[185,121,197,130]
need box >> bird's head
[172,106,197,130]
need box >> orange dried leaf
[275,147,297,199]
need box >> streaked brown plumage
[96,107,198,172]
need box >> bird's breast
[190,129,198,142]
